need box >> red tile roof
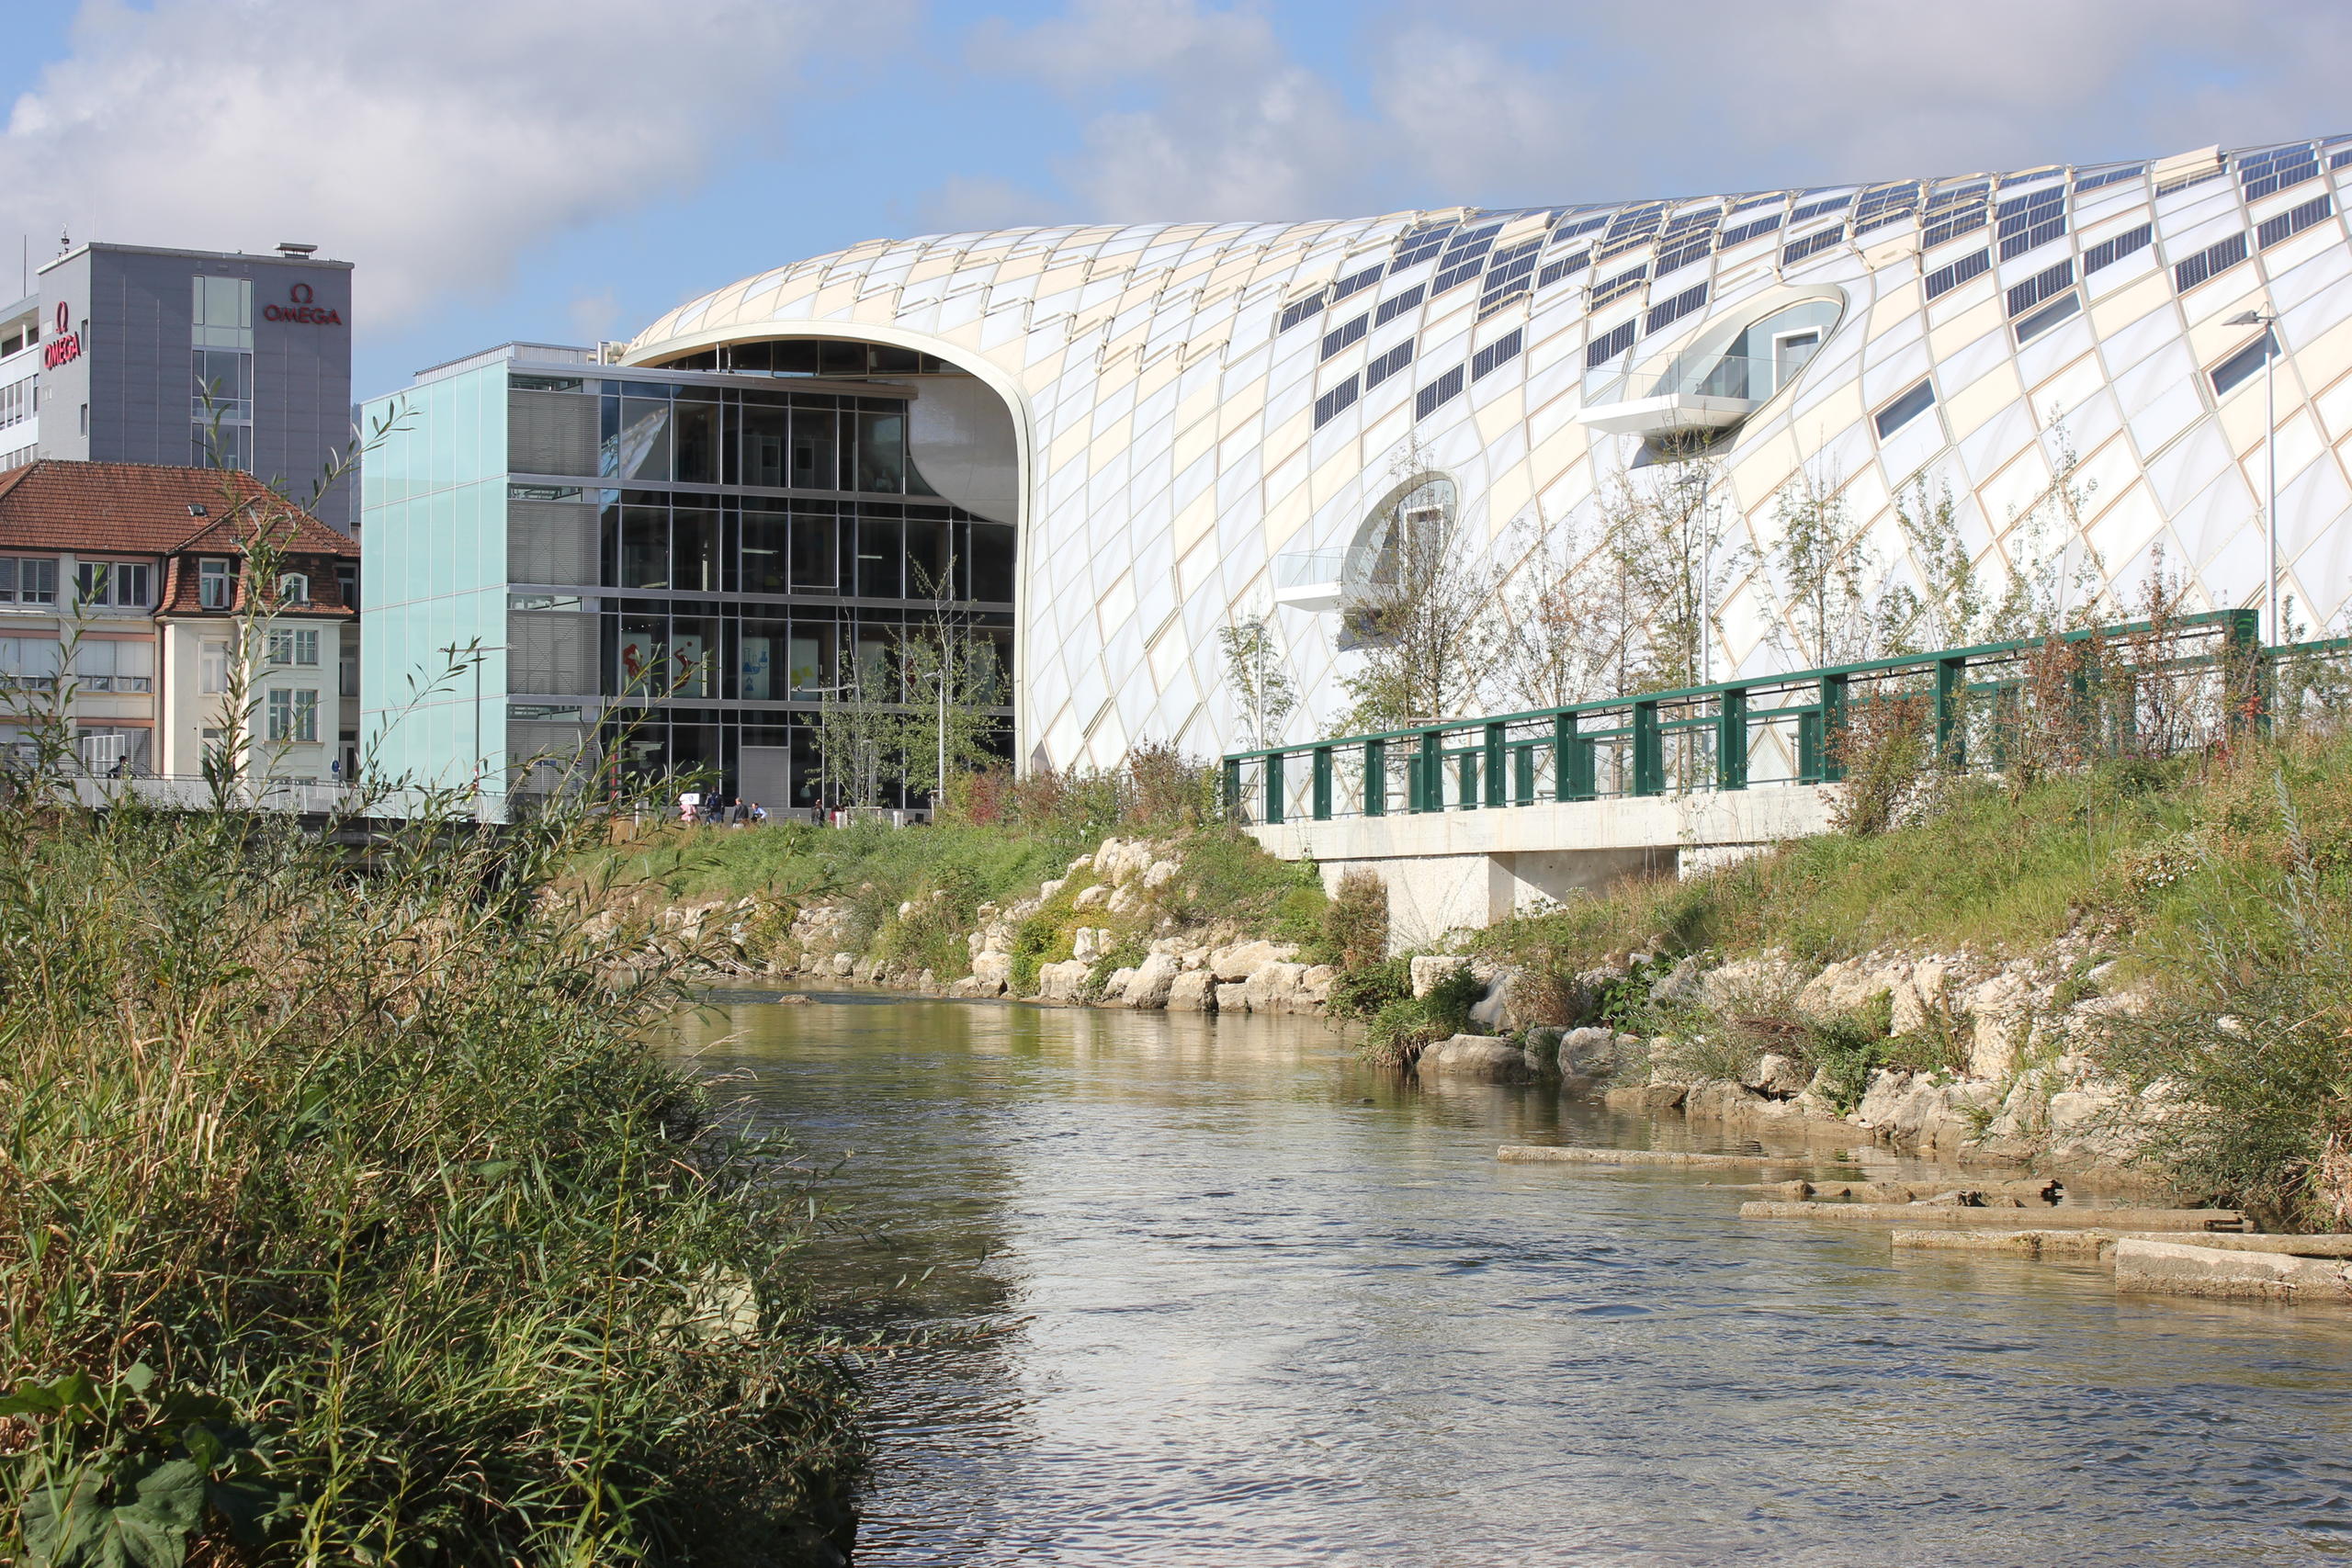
[0,460,356,558]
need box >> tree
[1763,460,1879,669]
[1492,500,1638,712]
[810,637,899,809]
[1616,441,1744,691]
[1336,463,1494,731]
[1879,475,1987,655]
[1217,616,1297,749]
[901,557,1008,800]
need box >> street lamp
[440,641,508,804]
[2224,308,2281,641]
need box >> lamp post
[2224,308,2281,642]
[443,641,508,807]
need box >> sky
[0,0,2345,402]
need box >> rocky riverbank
[606,834,2163,1180]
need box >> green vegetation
[1360,964,1489,1067]
[0,792,859,1564]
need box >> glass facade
[362,350,1016,814]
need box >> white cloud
[958,0,2352,225]
[0,0,906,322]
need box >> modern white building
[371,134,2352,793]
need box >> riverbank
[606,731,2352,1226]
[0,793,861,1565]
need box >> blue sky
[0,0,2343,403]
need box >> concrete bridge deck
[1247,784,1838,946]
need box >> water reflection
[668,993,2352,1567]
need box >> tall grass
[0,787,861,1563]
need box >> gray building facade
[0,242,356,525]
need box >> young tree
[1763,460,1880,669]
[1611,441,1744,691]
[1336,497,1496,731]
[900,557,1007,801]
[1217,615,1297,748]
[1878,475,1987,655]
[811,637,899,809]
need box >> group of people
[675,790,767,827]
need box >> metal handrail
[1222,610,2290,827]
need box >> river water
[673,991,2352,1567]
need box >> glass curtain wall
[502,371,1015,811]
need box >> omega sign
[264,282,343,326]
[41,302,81,368]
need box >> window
[192,276,254,349]
[1995,185,2066,259]
[2174,233,2248,293]
[0,637,61,688]
[1925,250,1991,300]
[1874,379,1938,437]
[336,562,358,611]
[1312,377,1360,429]
[198,557,232,609]
[1781,226,1844,265]
[191,276,255,474]
[2083,224,2153,275]
[1373,285,1425,327]
[1320,314,1368,360]
[74,639,153,693]
[0,556,57,604]
[2210,331,2279,398]
[1774,329,1822,380]
[1363,341,1414,389]
[199,641,229,695]
[2013,291,2082,343]
[267,627,321,666]
[339,642,359,699]
[2006,260,2075,319]
[2257,195,2333,250]
[1470,329,1523,380]
[75,562,149,608]
[1586,319,1637,367]
[266,688,319,744]
[1645,284,1709,333]
[277,572,311,605]
[1414,367,1465,420]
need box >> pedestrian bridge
[1226,611,2271,944]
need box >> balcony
[1574,349,1787,438]
[1271,544,1370,613]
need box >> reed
[0,785,862,1563]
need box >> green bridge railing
[1219,609,2347,828]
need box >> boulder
[1416,1034,1534,1081]
[1107,883,1143,916]
[1555,1026,1645,1083]
[1968,971,2033,1078]
[1072,926,1106,963]
[1746,1052,1812,1098]
[1073,884,1110,910]
[1036,959,1092,1002]
[1102,966,1137,1002]
[1144,859,1181,889]
[1037,877,1066,902]
[1123,952,1182,1009]
[1796,957,1896,1021]
[969,951,1012,990]
[1297,964,1338,1006]
[1468,967,1524,1030]
[1242,962,1311,1015]
[1166,970,1218,1011]
[1410,954,1470,998]
[830,953,856,976]
[1213,940,1294,981]
[1213,980,1250,1013]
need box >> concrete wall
[1249,784,1838,947]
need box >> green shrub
[1327,956,1410,1021]
[1320,868,1389,970]
[1363,998,1442,1067]
[1805,999,1898,1112]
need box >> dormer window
[277,571,311,605]
[198,557,232,609]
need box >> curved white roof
[627,139,2352,770]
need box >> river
[671,990,2352,1567]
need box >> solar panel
[1313,376,1361,428]
[2073,164,2145,193]
[2242,143,2320,200]
[1414,366,1466,420]
[1537,252,1591,288]
[2082,224,2153,274]
[1996,186,2065,260]
[1374,285,1426,327]
[1645,283,1709,333]
[2257,194,2334,249]
[1320,313,1368,359]
[2174,232,2249,292]
[1791,193,1854,222]
[1924,249,1991,299]
[1781,226,1844,265]
[1277,293,1327,333]
[1363,340,1414,389]
[1585,319,1636,367]
[1719,213,1784,248]
[2006,259,2075,318]
[1590,265,1648,306]
[1332,264,1385,302]
[1470,329,1524,380]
